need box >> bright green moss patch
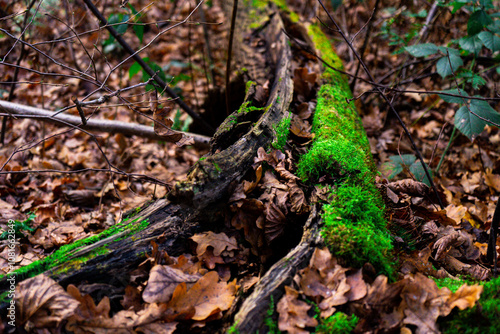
[297,23,393,276]
[434,277,469,293]
[2,218,149,281]
[439,277,500,334]
[321,185,393,277]
[297,139,370,184]
[272,114,291,150]
[316,312,358,334]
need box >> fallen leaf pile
[277,248,482,334]
[13,251,239,333]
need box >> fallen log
[0,0,292,307]
[1,2,389,333]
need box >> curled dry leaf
[433,228,467,260]
[15,274,79,328]
[153,107,194,147]
[264,202,286,243]
[295,248,354,318]
[387,179,429,196]
[143,265,201,303]
[277,286,318,334]
[446,283,483,311]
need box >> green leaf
[479,0,493,9]
[454,105,485,140]
[133,25,144,44]
[468,10,493,36]
[387,154,416,179]
[405,43,439,57]
[454,100,500,140]
[436,53,463,78]
[330,0,343,10]
[438,89,469,103]
[459,35,483,55]
[129,61,142,79]
[470,99,500,127]
[457,71,487,89]
[478,31,500,51]
[448,0,469,14]
[409,160,432,186]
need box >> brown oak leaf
[143,264,201,303]
[15,275,79,328]
[277,286,318,334]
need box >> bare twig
[419,1,440,42]
[0,100,211,148]
[350,0,380,92]
[81,0,215,134]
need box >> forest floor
[1,0,500,333]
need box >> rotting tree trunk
[0,0,292,303]
[1,2,378,333]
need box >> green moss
[315,312,358,334]
[434,277,469,293]
[264,295,280,334]
[2,218,149,281]
[321,185,393,277]
[272,114,291,150]
[439,277,500,334]
[296,23,392,276]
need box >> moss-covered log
[0,0,292,299]
[2,1,392,332]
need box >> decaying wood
[1,2,373,332]
[0,0,294,313]
[232,206,323,333]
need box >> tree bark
[0,0,293,302]
[1,3,375,333]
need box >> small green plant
[172,109,193,132]
[227,321,240,334]
[0,213,36,240]
[405,0,500,141]
[272,115,291,150]
[315,312,358,334]
[103,4,144,53]
[379,7,428,54]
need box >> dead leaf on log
[143,265,200,303]
[289,181,309,214]
[153,107,194,147]
[15,275,79,328]
[277,286,318,334]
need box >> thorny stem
[317,0,444,209]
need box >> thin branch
[81,0,215,134]
[0,100,210,148]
